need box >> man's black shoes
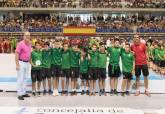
[22,94,30,97]
[18,96,24,100]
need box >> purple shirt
[15,40,31,61]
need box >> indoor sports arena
[0,0,165,114]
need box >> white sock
[54,89,57,92]
[145,89,149,92]
[126,88,130,92]
[122,90,125,92]
[86,87,88,91]
[84,85,86,90]
[136,89,140,92]
[82,86,84,90]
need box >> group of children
[30,37,165,97]
[147,40,165,76]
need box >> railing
[0,32,165,39]
[0,0,164,9]
[96,33,165,39]
[1,28,165,33]
[0,7,165,12]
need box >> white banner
[0,107,165,114]
[0,107,144,114]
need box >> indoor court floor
[0,92,165,109]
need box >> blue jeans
[17,61,30,96]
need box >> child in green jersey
[121,43,135,97]
[163,43,165,75]
[158,42,165,75]
[88,43,98,96]
[149,41,156,71]
[80,48,89,95]
[70,44,81,96]
[11,37,18,53]
[107,38,122,96]
[98,42,107,96]
[61,43,71,96]
[30,41,42,96]
[146,40,153,69]
[51,40,62,96]
[152,41,160,73]
[42,42,52,95]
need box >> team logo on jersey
[35,60,41,66]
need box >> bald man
[15,32,32,100]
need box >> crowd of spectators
[137,15,165,32]
[0,15,165,33]
[125,0,165,8]
[1,0,78,8]
[0,18,22,32]
[0,35,165,54]
[0,0,165,8]
[79,0,122,8]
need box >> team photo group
[15,32,165,100]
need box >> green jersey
[42,49,52,68]
[70,49,81,67]
[153,48,160,60]
[121,50,134,73]
[147,46,153,57]
[98,52,107,68]
[158,49,165,60]
[31,50,42,70]
[61,49,71,69]
[51,48,62,66]
[80,57,89,73]
[107,47,122,65]
[88,50,98,68]
[11,37,17,49]
[89,39,99,48]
